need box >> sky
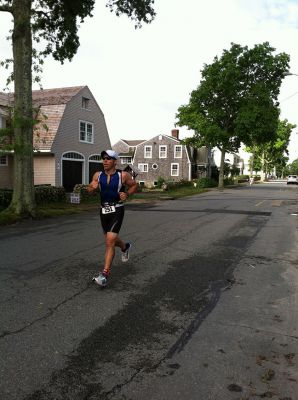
[0,0,298,162]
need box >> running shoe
[93,272,108,287]
[121,242,131,263]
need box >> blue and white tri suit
[98,170,125,233]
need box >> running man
[87,150,138,287]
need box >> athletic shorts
[100,206,124,234]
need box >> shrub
[0,186,66,207]
[237,175,249,181]
[73,184,100,201]
[165,180,192,190]
[224,177,235,186]
[156,177,166,189]
[35,185,66,204]
[0,189,13,207]
[196,177,217,188]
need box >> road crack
[0,284,92,339]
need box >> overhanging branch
[0,5,13,13]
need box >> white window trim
[138,163,149,173]
[171,163,179,176]
[159,145,167,158]
[144,145,152,158]
[174,145,182,158]
[79,120,94,144]
[0,155,8,166]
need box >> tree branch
[0,4,13,13]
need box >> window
[171,163,179,176]
[152,163,158,170]
[63,152,84,160]
[89,155,101,161]
[144,146,152,158]
[121,157,132,164]
[174,145,182,158]
[0,155,8,166]
[82,97,90,109]
[159,145,167,158]
[138,163,148,173]
[79,121,94,143]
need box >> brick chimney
[171,129,179,140]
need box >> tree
[176,42,289,189]
[248,119,295,179]
[284,158,298,176]
[0,0,156,217]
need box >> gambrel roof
[120,139,146,146]
[32,86,84,106]
[32,86,87,151]
[0,86,87,152]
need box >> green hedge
[195,177,218,188]
[224,177,235,186]
[167,180,192,189]
[237,175,249,180]
[0,185,66,207]
[35,185,66,204]
[73,184,100,201]
[0,189,12,207]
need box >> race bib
[102,205,116,214]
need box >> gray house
[113,129,212,187]
[0,86,111,191]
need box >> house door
[62,160,83,192]
[89,162,103,182]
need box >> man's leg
[103,232,126,275]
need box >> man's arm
[119,171,138,201]
[87,172,99,193]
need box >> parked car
[287,175,298,184]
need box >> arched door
[62,152,84,192]
[88,155,103,182]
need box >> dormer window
[82,97,90,110]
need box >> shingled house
[0,86,111,191]
[113,130,213,187]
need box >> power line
[280,91,298,103]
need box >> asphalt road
[0,182,297,400]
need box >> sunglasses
[102,156,114,160]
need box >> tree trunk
[250,150,254,177]
[9,0,36,216]
[218,148,225,189]
[260,151,266,182]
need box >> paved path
[0,183,297,399]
